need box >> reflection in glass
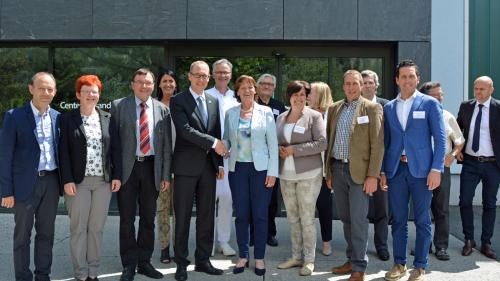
[0,48,48,125]
[54,47,164,112]
[281,58,328,104]
[175,57,274,94]
[331,58,383,101]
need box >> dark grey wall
[0,0,431,79]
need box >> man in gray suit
[110,68,172,281]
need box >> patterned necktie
[197,96,208,127]
[471,103,484,152]
[139,102,151,155]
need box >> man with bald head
[0,72,61,281]
[456,76,500,260]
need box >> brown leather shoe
[348,271,365,281]
[462,239,476,256]
[331,261,352,274]
[480,244,497,259]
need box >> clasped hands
[279,145,294,159]
[214,139,230,159]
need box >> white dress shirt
[190,87,218,149]
[465,97,494,156]
[206,86,239,136]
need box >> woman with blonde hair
[307,81,335,256]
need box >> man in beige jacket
[325,70,384,281]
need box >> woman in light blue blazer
[223,75,279,276]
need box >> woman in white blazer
[223,75,278,276]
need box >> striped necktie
[139,102,151,155]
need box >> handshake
[214,139,230,159]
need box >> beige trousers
[280,172,322,263]
[157,180,175,250]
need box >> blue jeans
[459,158,500,244]
[229,162,272,259]
[388,163,432,270]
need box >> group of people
[0,58,498,281]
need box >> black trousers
[316,178,333,242]
[173,158,217,266]
[431,167,451,249]
[368,182,389,251]
[14,172,59,281]
[118,159,158,267]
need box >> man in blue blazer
[380,60,446,281]
[0,72,61,281]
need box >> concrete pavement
[1,212,499,281]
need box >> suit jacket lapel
[350,98,364,133]
[72,109,86,140]
[406,93,424,129]
[98,108,110,154]
[388,101,403,132]
[188,93,206,131]
[206,95,216,131]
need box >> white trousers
[214,158,233,244]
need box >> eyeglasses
[214,71,231,76]
[190,72,210,80]
[80,90,100,95]
[133,80,154,87]
[259,82,274,87]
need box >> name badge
[273,109,280,116]
[293,126,306,134]
[357,115,369,124]
[413,111,426,119]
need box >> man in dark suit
[170,61,226,281]
[456,76,500,260]
[110,68,172,281]
[0,72,61,281]
[361,69,390,261]
[381,60,446,281]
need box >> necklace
[241,107,253,113]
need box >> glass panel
[53,46,164,112]
[174,56,275,93]
[281,57,329,105]
[0,48,48,126]
[331,57,384,101]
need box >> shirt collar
[209,86,234,97]
[30,101,50,117]
[477,96,492,108]
[189,87,206,101]
[396,90,417,102]
[135,96,153,108]
[343,98,359,108]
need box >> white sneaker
[218,243,236,256]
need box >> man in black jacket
[456,76,500,260]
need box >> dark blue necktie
[471,104,484,152]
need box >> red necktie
[139,102,151,155]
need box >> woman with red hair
[59,75,121,281]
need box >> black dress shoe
[160,246,171,264]
[435,248,450,260]
[137,262,163,279]
[462,239,476,256]
[195,261,223,275]
[86,277,99,281]
[267,236,278,247]
[175,265,187,281]
[255,267,266,276]
[233,260,249,274]
[120,266,135,281]
[377,249,390,261]
[480,243,497,259]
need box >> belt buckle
[341,158,349,163]
[478,156,486,162]
[137,156,145,162]
[38,170,46,177]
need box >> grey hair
[212,58,233,73]
[257,73,277,85]
[30,72,56,85]
[361,70,379,87]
